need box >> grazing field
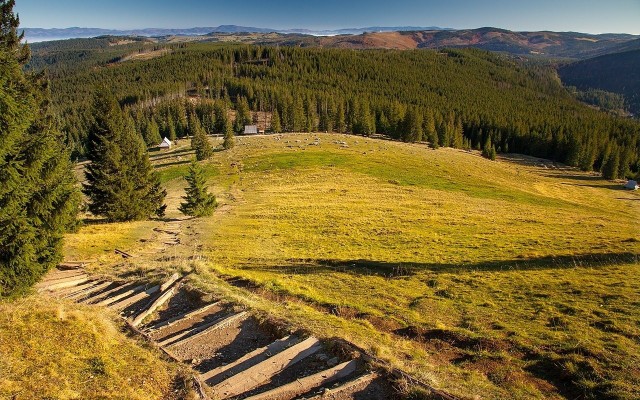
[67,133,639,399]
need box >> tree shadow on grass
[154,159,192,169]
[149,146,194,160]
[561,182,626,190]
[544,173,603,181]
[246,252,638,278]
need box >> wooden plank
[48,280,97,297]
[305,372,379,400]
[165,311,247,349]
[95,283,147,306]
[157,313,231,347]
[243,359,358,400]
[201,336,299,385]
[212,336,322,399]
[81,282,129,304]
[146,302,221,332]
[41,269,85,282]
[131,283,179,327]
[37,273,87,288]
[114,248,133,258]
[37,276,89,292]
[67,281,112,301]
[108,284,160,311]
[59,281,103,299]
[160,273,181,292]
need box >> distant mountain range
[21,25,452,41]
[199,28,639,59]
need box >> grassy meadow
[65,133,639,399]
[0,296,192,400]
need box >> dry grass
[0,296,190,400]
[65,133,640,399]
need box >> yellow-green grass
[67,133,640,399]
[0,296,191,400]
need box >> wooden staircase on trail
[38,265,454,400]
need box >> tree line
[34,42,639,178]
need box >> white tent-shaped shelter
[159,137,172,149]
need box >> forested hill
[559,49,640,115]
[34,41,640,178]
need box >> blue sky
[14,0,640,34]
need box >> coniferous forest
[0,0,79,297]
[29,40,640,178]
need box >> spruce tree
[223,118,235,149]
[178,160,218,217]
[482,137,496,160]
[143,117,161,146]
[190,113,213,160]
[271,109,282,133]
[602,150,620,180]
[0,0,80,297]
[233,95,252,133]
[83,89,166,222]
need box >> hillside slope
[558,49,640,115]
[66,134,640,400]
[0,296,189,399]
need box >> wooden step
[95,283,147,307]
[108,284,160,311]
[159,273,181,292]
[212,336,322,399]
[41,269,85,282]
[51,280,98,297]
[81,282,129,304]
[304,372,379,400]
[244,359,359,400]
[165,311,247,349]
[37,275,89,292]
[131,281,180,327]
[157,313,232,347]
[66,281,112,300]
[145,301,221,333]
[201,335,300,385]
[58,261,94,269]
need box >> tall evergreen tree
[270,109,282,133]
[190,113,213,161]
[223,118,235,149]
[83,89,166,222]
[142,117,161,146]
[233,95,251,133]
[602,149,620,180]
[178,160,218,217]
[482,136,497,160]
[0,0,80,297]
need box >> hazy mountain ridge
[21,25,451,41]
[24,26,639,60]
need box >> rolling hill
[61,133,640,400]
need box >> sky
[14,0,640,35]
